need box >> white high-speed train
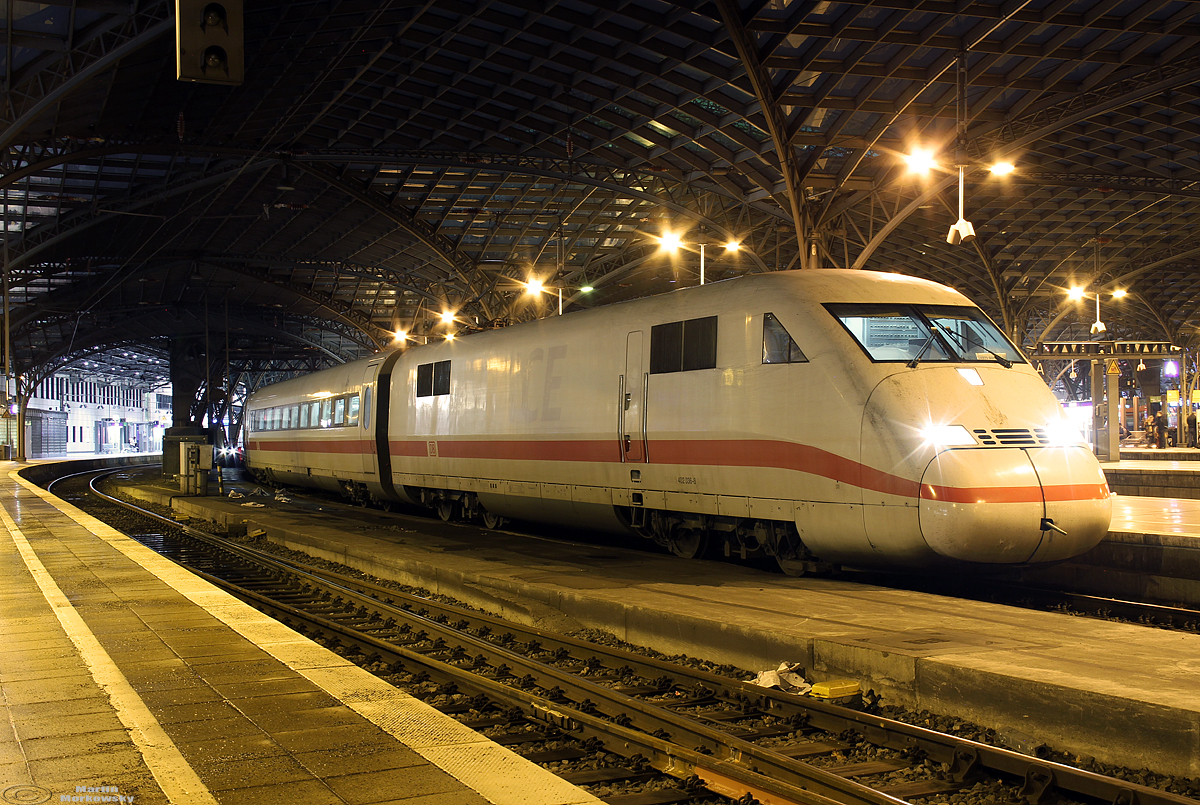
[243,269,1112,573]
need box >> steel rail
[213,576,862,805]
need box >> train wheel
[481,510,505,530]
[668,528,707,559]
[436,499,457,522]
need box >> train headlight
[1044,420,1085,446]
[921,424,976,448]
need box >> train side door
[622,331,646,462]
[359,361,380,477]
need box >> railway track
[51,467,1200,805]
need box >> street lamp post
[658,232,740,285]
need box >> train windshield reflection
[826,303,1025,365]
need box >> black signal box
[175,1,243,85]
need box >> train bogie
[245,269,1112,572]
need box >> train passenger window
[300,404,309,429]
[433,360,451,395]
[417,363,433,397]
[320,399,332,427]
[362,388,371,428]
[651,316,717,374]
[762,313,807,363]
[283,406,292,429]
[288,405,299,428]
[417,360,452,397]
[346,395,360,427]
[309,401,320,427]
[334,398,346,426]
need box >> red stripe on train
[249,437,1109,503]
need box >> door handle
[624,392,631,410]
[623,435,631,452]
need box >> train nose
[918,446,1112,564]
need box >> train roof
[248,269,972,402]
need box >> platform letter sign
[176,1,244,85]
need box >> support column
[162,336,211,477]
[1091,361,1106,460]
[1105,363,1120,460]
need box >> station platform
[107,468,1200,780]
[1103,453,1200,499]
[0,463,602,805]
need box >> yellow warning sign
[1107,359,1120,375]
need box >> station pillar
[1091,359,1121,461]
[1105,360,1121,459]
[162,336,212,477]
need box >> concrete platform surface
[1,465,601,805]
[111,471,1200,780]
[1103,456,1200,500]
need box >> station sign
[1028,341,1177,359]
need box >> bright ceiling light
[440,310,455,324]
[660,231,683,251]
[904,149,936,172]
[1068,287,1085,301]
[724,240,740,252]
[989,161,1015,176]
[526,279,544,295]
[1111,288,1127,299]
[393,330,406,342]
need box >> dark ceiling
[3,0,1200,396]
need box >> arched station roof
[3,0,1199,385]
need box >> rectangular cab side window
[433,360,451,395]
[650,321,684,373]
[417,363,434,397]
[682,316,717,371]
[651,316,717,374]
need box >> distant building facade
[22,375,172,458]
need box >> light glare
[989,161,1015,176]
[904,149,936,172]
[921,424,975,448]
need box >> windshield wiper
[907,327,940,368]
[939,328,1013,368]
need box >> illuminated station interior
[2,0,1198,462]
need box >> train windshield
[827,304,1025,365]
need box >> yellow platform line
[0,494,219,805]
[12,470,602,805]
